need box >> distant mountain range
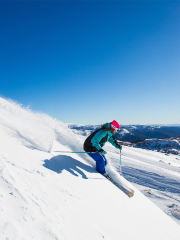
[117,125,180,143]
[68,124,180,143]
[124,137,180,156]
[146,124,180,127]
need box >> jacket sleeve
[108,135,120,149]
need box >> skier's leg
[87,152,106,174]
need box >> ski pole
[53,151,96,153]
[120,150,122,176]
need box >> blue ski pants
[87,152,107,174]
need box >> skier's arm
[109,135,121,149]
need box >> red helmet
[110,120,120,132]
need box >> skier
[83,120,122,176]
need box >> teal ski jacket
[83,122,120,152]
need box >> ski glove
[98,149,107,155]
[118,145,122,150]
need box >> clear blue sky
[0,1,180,125]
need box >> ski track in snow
[104,143,180,224]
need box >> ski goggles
[111,124,120,132]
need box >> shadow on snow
[43,155,96,179]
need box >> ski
[103,174,134,198]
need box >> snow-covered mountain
[130,137,180,156]
[0,97,180,240]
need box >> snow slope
[0,97,180,240]
[103,143,180,224]
[69,123,180,225]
